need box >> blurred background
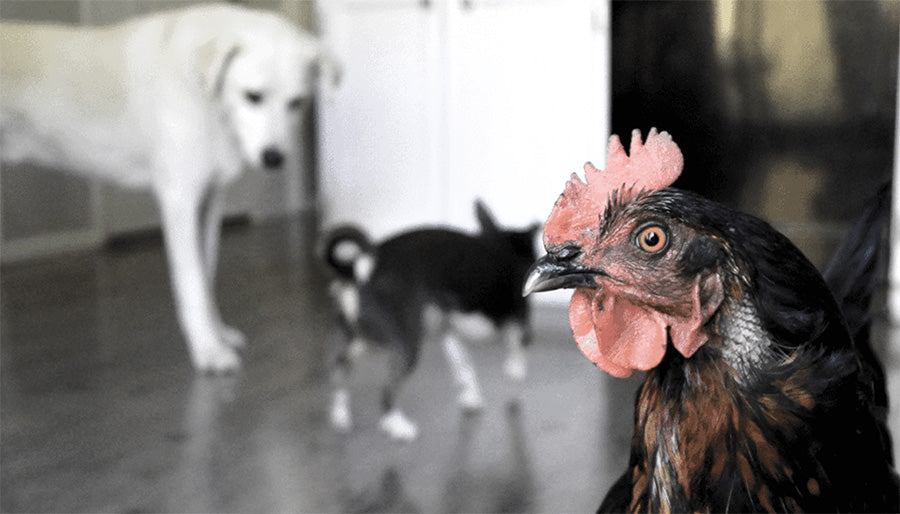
[611,0,898,267]
[5,0,896,267]
[2,0,899,512]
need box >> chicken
[523,129,899,512]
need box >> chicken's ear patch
[668,273,724,358]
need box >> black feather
[597,470,632,513]
[599,186,899,512]
[677,235,727,276]
[823,183,891,410]
[822,183,894,467]
[823,182,890,340]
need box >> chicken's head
[524,129,724,378]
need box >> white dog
[1,4,327,373]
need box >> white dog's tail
[321,225,374,284]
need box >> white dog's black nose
[262,147,285,170]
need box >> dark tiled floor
[0,216,641,513]
[3,215,899,513]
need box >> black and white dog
[322,201,539,441]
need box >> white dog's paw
[219,324,247,349]
[379,410,418,442]
[191,343,242,374]
[504,354,527,382]
[330,390,353,432]
[458,388,484,412]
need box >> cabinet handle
[420,0,431,8]
[461,0,473,10]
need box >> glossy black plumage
[592,186,899,512]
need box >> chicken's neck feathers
[717,294,776,380]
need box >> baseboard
[0,228,102,264]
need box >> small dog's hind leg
[331,388,353,432]
[442,331,483,411]
[379,345,420,441]
[503,322,528,381]
[330,349,354,432]
[379,408,418,441]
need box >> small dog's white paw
[458,388,484,411]
[330,391,353,432]
[220,325,247,349]
[504,354,527,382]
[348,338,367,360]
[379,410,418,442]
[192,343,242,374]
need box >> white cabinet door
[317,0,444,240]
[444,0,609,231]
[317,0,609,237]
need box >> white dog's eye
[288,97,305,111]
[244,90,264,104]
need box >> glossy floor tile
[1,217,640,513]
[2,216,899,513]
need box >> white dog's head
[201,11,324,173]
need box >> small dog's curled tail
[321,225,374,283]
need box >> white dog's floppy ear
[196,38,241,97]
[314,45,343,101]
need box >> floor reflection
[338,401,537,514]
[166,376,239,512]
[439,402,535,513]
[1,215,897,512]
[344,467,420,513]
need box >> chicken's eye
[636,224,669,254]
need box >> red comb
[543,129,683,248]
[582,128,683,203]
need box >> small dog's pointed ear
[197,38,241,98]
[475,199,500,234]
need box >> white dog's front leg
[199,186,245,349]
[159,187,240,373]
[200,185,225,285]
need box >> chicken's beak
[522,254,601,296]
